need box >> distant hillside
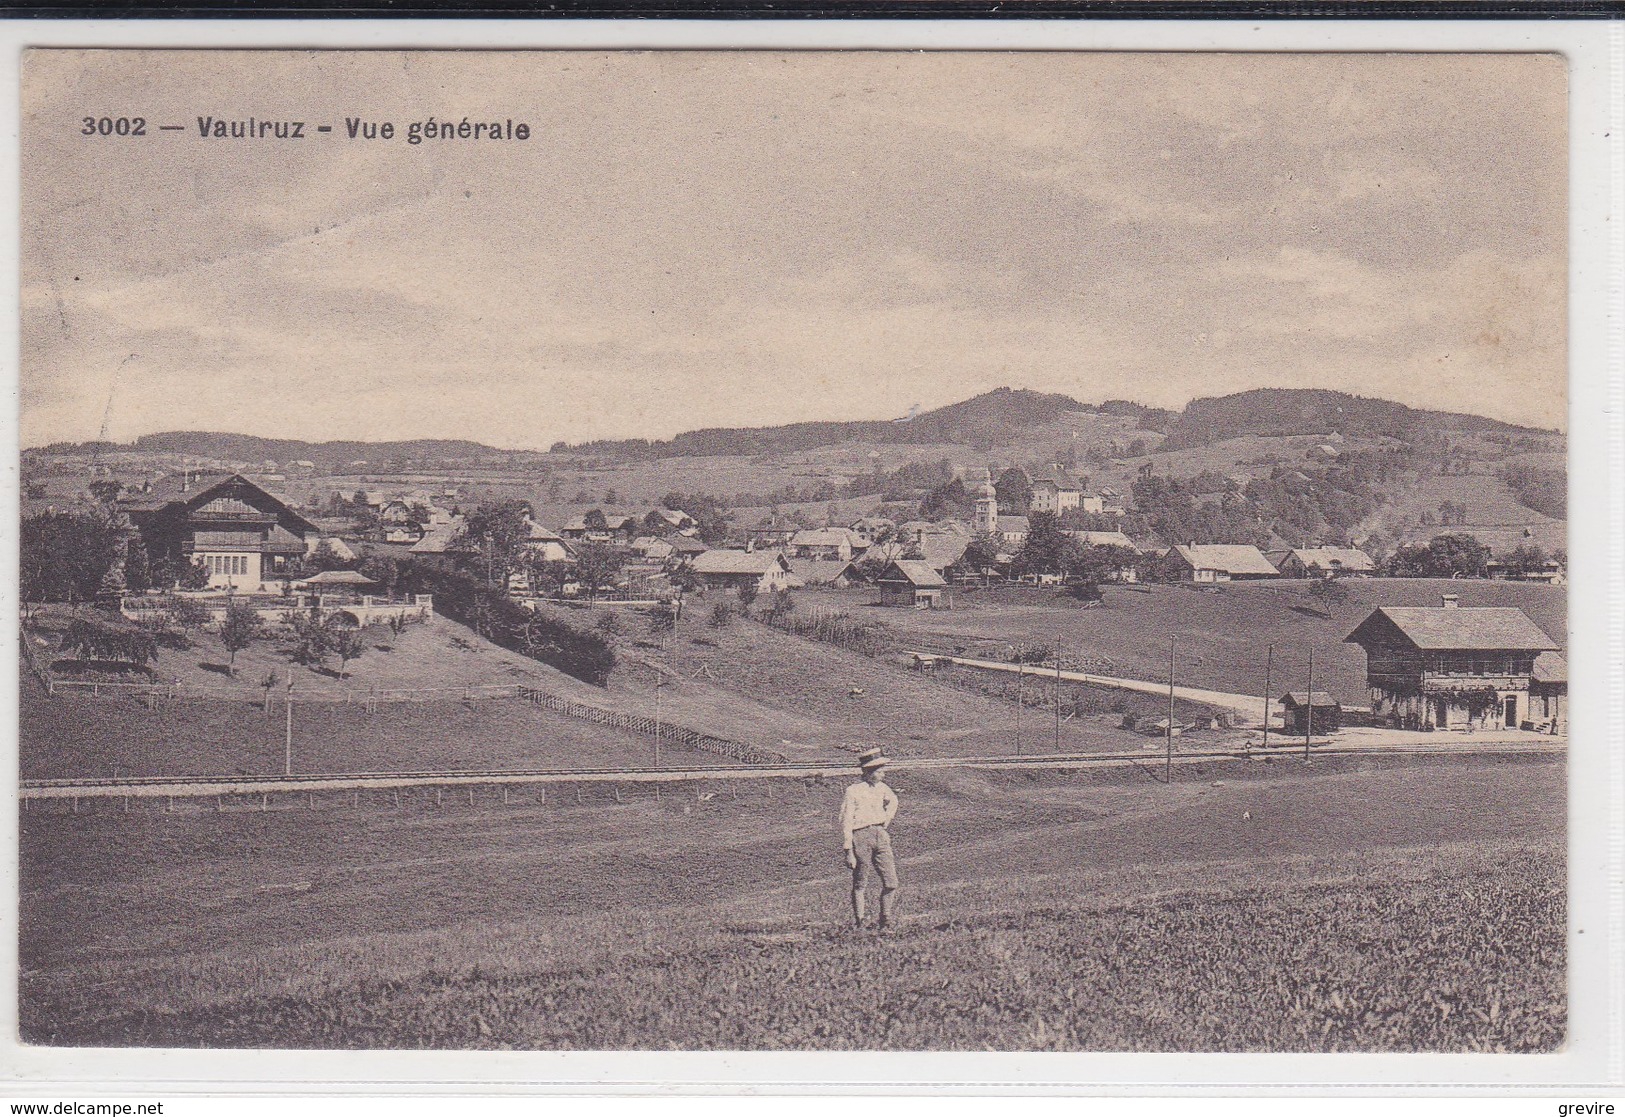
[1161,389,1541,452]
[556,388,1174,459]
[31,432,521,470]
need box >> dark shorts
[851,825,899,889]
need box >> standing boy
[840,747,900,932]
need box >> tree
[220,601,262,675]
[1498,543,1549,575]
[959,533,1002,581]
[308,539,351,573]
[20,510,120,604]
[330,623,367,679]
[124,537,153,593]
[573,543,624,600]
[736,581,759,609]
[994,467,1032,514]
[647,600,678,635]
[1386,533,1491,578]
[583,508,609,533]
[1068,543,1139,587]
[1011,511,1080,577]
[387,612,410,645]
[709,601,735,628]
[1307,575,1350,609]
[169,596,213,647]
[88,479,123,505]
[463,499,534,586]
[288,606,331,667]
[61,614,157,669]
[359,555,400,596]
[766,586,796,618]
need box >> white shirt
[840,779,898,849]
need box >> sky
[21,50,1567,450]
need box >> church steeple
[974,467,998,536]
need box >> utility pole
[654,676,664,767]
[1304,645,1314,763]
[1166,636,1176,785]
[284,676,294,777]
[1260,644,1273,754]
[1054,646,1063,754]
[1014,650,1024,757]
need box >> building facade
[121,473,319,592]
[1343,597,1561,731]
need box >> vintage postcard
[16,47,1575,1061]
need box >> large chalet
[1343,595,1562,732]
[120,473,320,591]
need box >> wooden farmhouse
[120,472,319,592]
[1343,595,1561,732]
[1165,544,1281,583]
[688,549,795,593]
[877,560,949,608]
[1271,546,1376,579]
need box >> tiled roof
[1071,530,1136,549]
[787,558,855,584]
[1532,651,1567,683]
[691,549,786,575]
[881,560,948,588]
[1347,607,1560,652]
[1281,691,1340,707]
[1290,546,1376,572]
[1173,544,1280,576]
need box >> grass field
[34,610,559,698]
[20,752,1564,1050]
[844,577,1566,708]
[19,671,704,779]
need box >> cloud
[20,49,1567,448]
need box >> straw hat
[857,747,892,771]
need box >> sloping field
[19,672,703,780]
[20,753,1564,1050]
[1362,472,1566,552]
[639,603,1157,758]
[861,578,1566,708]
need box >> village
[19,426,1567,762]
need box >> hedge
[397,562,617,686]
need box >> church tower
[974,467,999,537]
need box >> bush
[709,602,736,629]
[397,562,616,685]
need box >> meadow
[853,577,1567,707]
[20,752,1564,1050]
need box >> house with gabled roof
[1272,546,1376,579]
[688,548,795,593]
[120,472,319,591]
[1165,544,1280,583]
[789,527,868,562]
[786,557,858,589]
[877,559,949,608]
[1344,594,1561,731]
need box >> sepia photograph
[16,47,1571,1055]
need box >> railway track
[19,739,1564,801]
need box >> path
[918,652,1269,718]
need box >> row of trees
[21,510,210,604]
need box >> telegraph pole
[1304,645,1314,763]
[1260,644,1273,754]
[654,675,664,767]
[1014,653,1025,757]
[1166,636,1176,784]
[284,677,294,777]
[1054,646,1063,754]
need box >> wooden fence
[43,678,524,705]
[517,686,785,766]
